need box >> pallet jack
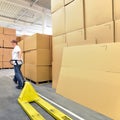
[10,60,72,120]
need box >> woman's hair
[11,40,18,44]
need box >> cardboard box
[0,27,3,34]
[52,43,67,89]
[50,66,52,80]
[24,64,30,79]
[19,40,24,52]
[86,22,114,44]
[65,0,84,32]
[49,36,52,62]
[53,34,66,47]
[0,62,2,68]
[25,64,51,83]
[0,48,3,61]
[57,69,120,120]
[24,33,50,51]
[4,35,16,48]
[85,0,113,27]
[2,61,13,68]
[114,0,120,20]
[66,29,84,44]
[3,48,12,61]
[65,0,74,5]
[52,7,65,36]
[21,35,29,40]
[51,0,64,13]
[56,43,120,120]
[25,49,51,65]
[67,40,96,46]
[4,28,16,35]
[16,36,21,42]
[21,64,25,77]
[0,34,4,47]
[115,20,120,42]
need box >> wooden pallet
[25,78,52,85]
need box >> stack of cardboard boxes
[51,0,120,89]
[0,27,16,68]
[19,33,52,84]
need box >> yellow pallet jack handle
[18,82,72,120]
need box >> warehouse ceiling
[0,0,52,36]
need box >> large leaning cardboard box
[65,0,84,33]
[24,33,50,51]
[57,44,120,120]
[85,0,113,27]
[52,7,65,36]
[25,49,51,65]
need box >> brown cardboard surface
[50,66,52,80]
[4,35,16,48]
[66,29,84,44]
[19,40,24,52]
[49,36,52,62]
[0,62,2,68]
[24,33,50,51]
[52,43,67,89]
[16,36,21,42]
[0,48,3,61]
[52,7,65,36]
[114,0,120,20]
[85,0,113,27]
[57,69,120,120]
[67,40,96,46]
[65,0,74,5]
[52,34,66,63]
[21,64,25,76]
[0,34,4,47]
[51,0,64,13]
[24,64,30,79]
[65,0,84,32]
[86,22,114,44]
[2,61,13,68]
[61,44,108,70]
[21,35,29,40]
[115,20,120,42]
[3,48,12,61]
[57,43,120,120]
[53,34,66,46]
[25,64,51,83]
[0,27,3,34]
[4,28,16,35]
[25,49,51,65]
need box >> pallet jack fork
[18,82,72,120]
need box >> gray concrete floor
[0,69,112,120]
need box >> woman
[11,40,23,89]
